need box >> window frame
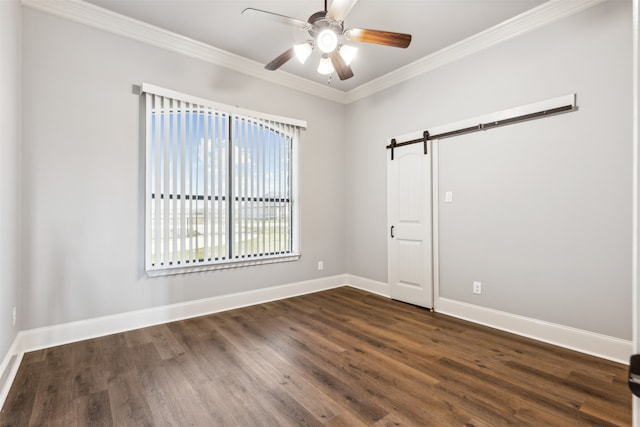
[142,83,305,276]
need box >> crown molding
[22,0,604,105]
[21,0,347,103]
[344,0,606,103]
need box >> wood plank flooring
[0,287,631,426]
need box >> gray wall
[345,0,632,340]
[0,0,21,360]
[17,1,633,343]
[21,9,345,329]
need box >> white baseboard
[19,274,346,353]
[0,336,23,412]
[437,297,631,364]
[344,274,390,297]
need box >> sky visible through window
[150,111,291,199]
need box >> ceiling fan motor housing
[307,10,343,41]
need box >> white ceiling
[84,0,547,92]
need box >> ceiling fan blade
[265,47,295,71]
[242,8,309,30]
[345,28,412,48]
[326,0,358,22]
[330,51,354,80]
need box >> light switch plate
[445,191,453,203]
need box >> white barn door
[387,142,433,309]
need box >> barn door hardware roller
[387,131,429,161]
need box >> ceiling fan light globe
[317,29,338,53]
[339,45,358,65]
[317,55,335,75]
[294,42,313,64]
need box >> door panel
[398,156,421,221]
[398,241,422,286]
[388,142,433,308]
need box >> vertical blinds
[231,115,296,259]
[143,84,304,274]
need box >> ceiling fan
[242,0,412,81]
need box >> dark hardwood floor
[0,287,631,426]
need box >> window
[142,84,305,275]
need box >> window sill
[146,253,301,277]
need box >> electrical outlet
[473,281,482,295]
[12,307,16,326]
[317,261,324,271]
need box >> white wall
[0,0,22,363]
[21,9,345,330]
[345,0,632,340]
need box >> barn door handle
[390,225,395,238]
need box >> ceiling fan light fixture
[317,28,338,53]
[245,2,413,81]
[317,55,335,75]
[294,42,313,64]
[339,45,358,65]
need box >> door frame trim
[431,140,440,311]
